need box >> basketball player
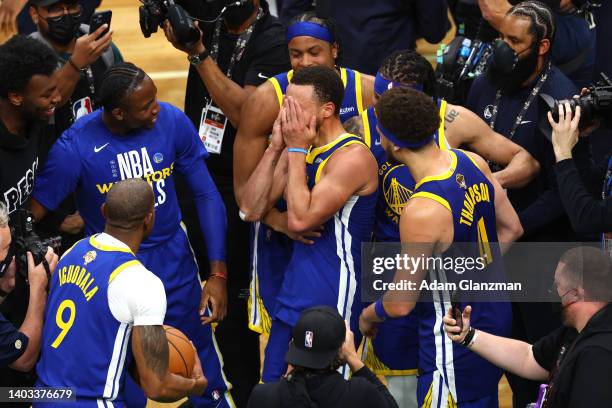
[35,179,207,407]
[30,63,234,407]
[241,66,378,382]
[359,88,522,407]
[234,12,375,336]
[351,50,536,406]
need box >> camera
[139,0,200,46]
[435,35,494,105]
[540,72,612,134]
[11,209,61,280]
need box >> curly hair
[0,35,58,98]
[292,66,344,116]
[376,87,440,147]
[379,49,437,99]
[98,62,147,111]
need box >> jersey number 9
[51,299,76,348]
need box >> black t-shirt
[0,118,54,217]
[183,0,290,186]
[466,65,578,239]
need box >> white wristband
[467,329,478,348]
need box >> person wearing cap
[247,306,398,408]
[235,11,375,345]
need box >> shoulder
[248,382,281,406]
[343,116,365,139]
[56,111,102,148]
[543,66,578,98]
[110,261,163,289]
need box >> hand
[27,247,59,291]
[359,308,379,338]
[442,305,472,343]
[0,257,16,295]
[269,108,285,153]
[339,321,364,372]
[0,0,26,36]
[559,0,576,12]
[163,20,205,55]
[548,102,580,162]
[59,212,84,235]
[189,342,208,396]
[199,263,228,324]
[281,96,317,149]
[265,210,322,244]
[71,25,113,68]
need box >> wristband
[288,147,308,154]
[209,272,227,281]
[460,327,476,347]
[467,328,478,348]
[374,299,389,321]
[67,58,81,72]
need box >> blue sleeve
[173,109,227,261]
[551,15,592,66]
[33,129,81,211]
[0,313,28,366]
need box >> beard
[486,46,540,95]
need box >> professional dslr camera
[139,0,200,46]
[11,209,61,280]
[539,72,612,135]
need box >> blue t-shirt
[466,65,577,236]
[0,313,28,366]
[552,13,596,88]
[33,103,208,249]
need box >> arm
[132,325,206,402]
[465,152,523,251]
[445,105,540,188]
[0,0,26,35]
[478,0,511,31]
[233,83,280,206]
[239,112,288,222]
[360,74,376,112]
[54,25,114,106]
[10,249,59,372]
[443,305,549,381]
[163,22,255,128]
[360,199,452,336]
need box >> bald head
[104,179,154,230]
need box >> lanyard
[210,7,263,78]
[488,61,552,140]
[541,332,581,408]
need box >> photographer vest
[29,26,115,133]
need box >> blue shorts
[247,222,292,334]
[417,371,498,408]
[128,225,235,408]
[34,399,124,408]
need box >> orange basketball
[164,325,195,378]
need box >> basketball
[164,325,195,378]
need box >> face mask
[223,0,255,28]
[486,39,539,94]
[46,12,81,45]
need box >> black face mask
[223,0,255,28]
[46,12,81,45]
[486,39,540,94]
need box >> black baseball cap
[29,0,73,8]
[285,306,346,370]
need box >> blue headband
[374,72,423,96]
[286,22,335,44]
[376,123,434,149]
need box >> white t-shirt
[93,233,167,326]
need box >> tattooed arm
[131,325,207,402]
[344,116,365,139]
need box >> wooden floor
[1,1,513,406]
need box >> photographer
[161,0,289,403]
[0,203,59,371]
[443,246,612,408]
[248,306,398,408]
[548,101,612,235]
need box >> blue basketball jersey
[33,103,207,250]
[361,100,447,375]
[248,68,367,334]
[274,134,376,327]
[268,67,365,123]
[412,149,511,404]
[36,235,141,405]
